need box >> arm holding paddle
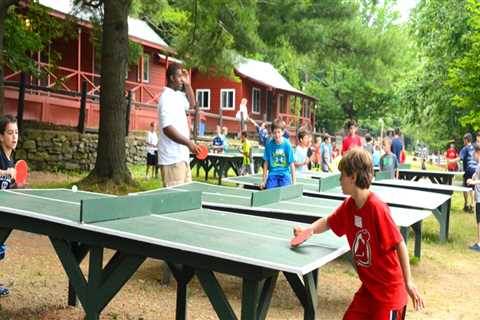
[291,217,330,247]
[0,168,15,178]
[163,126,200,155]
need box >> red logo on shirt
[352,229,372,268]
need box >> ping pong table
[397,168,464,185]
[308,171,469,227]
[0,188,348,320]
[133,182,431,259]
[224,174,452,242]
[190,151,264,185]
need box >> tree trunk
[84,0,134,187]
[0,0,20,116]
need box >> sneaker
[0,286,9,297]
[469,243,480,252]
[464,205,470,212]
[468,206,475,213]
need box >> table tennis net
[80,191,202,223]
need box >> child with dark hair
[292,149,424,319]
[0,114,19,296]
[294,129,311,173]
[342,119,362,155]
[261,119,295,189]
[321,134,333,172]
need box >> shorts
[343,287,406,320]
[476,203,480,224]
[266,174,291,189]
[146,152,157,166]
[463,170,475,189]
[160,161,192,187]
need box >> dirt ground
[0,171,479,319]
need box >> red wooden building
[191,58,317,136]
[4,0,174,131]
[4,1,317,136]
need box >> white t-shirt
[145,130,158,155]
[294,145,309,173]
[157,87,190,165]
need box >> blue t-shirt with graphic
[460,144,477,173]
[212,135,224,148]
[264,138,294,177]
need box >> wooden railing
[5,63,162,107]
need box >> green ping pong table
[397,168,464,185]
[224,173,453,242]
[133,182,430,259]
[190,151,264,185]
[0,188,348,320]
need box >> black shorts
[476,203,480,224]
[463,170,475,189]
[147,152,157,166]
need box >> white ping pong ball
[72,185,78,192]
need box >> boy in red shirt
[445,143,459,172]
[292,149,424,319]
[342,119,362,155]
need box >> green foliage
[400,0,471,149]
[4,2,68,74]
[134,0,262,76]
[447,0,480,131]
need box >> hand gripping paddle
[15,160,28,185]
[290,228,313,247]
[196,144,209,161]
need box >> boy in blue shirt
[454,133,478,212]
[466,144,480,251]
[260,119,296,189]
[212,125,225,153]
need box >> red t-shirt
[342,135,362,155]
[445,148,458,171]
[327,193,407,309]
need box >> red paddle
[15,160,28,185]
[290,228,313,247]
[196,144,209,160]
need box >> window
[252,88,261,114]
[196,89,210,109]
[278,94,285,113]
[220,89,235,110]
[142,54,150,83]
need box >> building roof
[39,0,170,49]
[235,58,316,100]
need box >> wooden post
[193,103,199,142]
[17,72,26,133]
[77,28,82,92]
[78,81,87,133]
[125,91,132,137]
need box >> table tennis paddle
[15,160,28,185]
[290,228,313,247]
[196,144,208,160]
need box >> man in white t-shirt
[145,122,158,178]
[158,63,200,187]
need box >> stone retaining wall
[16,129,147,171]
